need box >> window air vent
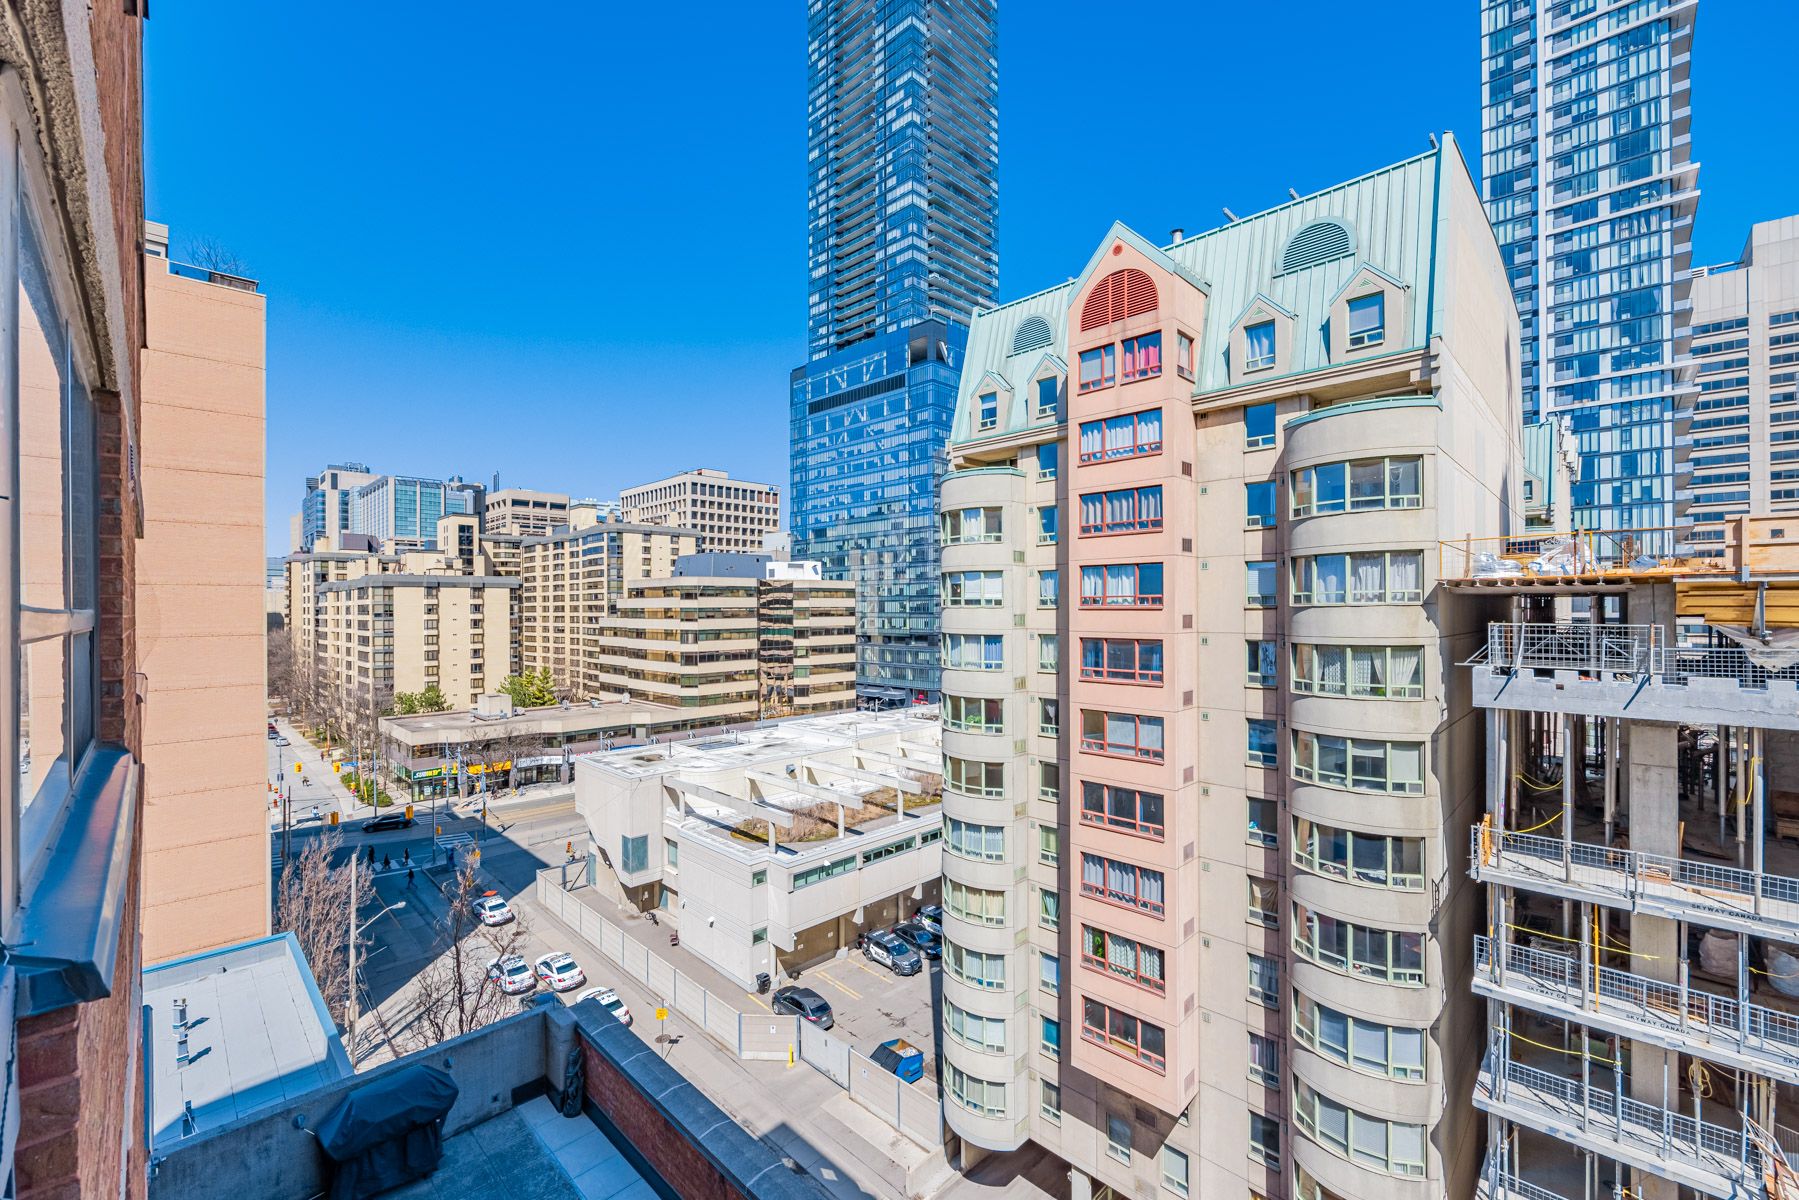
[1011,316,1054,356]
[1080,269,1158,332]
[1278,220,1356,274]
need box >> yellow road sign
[655,1008,669,1021]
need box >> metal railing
[1483,623,1663,674]
[1474,621,1799,690]
[1439,525,1728,581]
[1482,1046,1760,1183]
[1480,1155,1577,1200]
[1474,936,1799,1073]
[1471,825,1799,926]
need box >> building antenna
[1222,207,1239,223]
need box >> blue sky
[142,2,1799,556]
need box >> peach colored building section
[136,252,269,963]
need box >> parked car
[275,736,290,748]
[770,986,834,1029]
[913,904,943,930]
[863,929,922,976]
[473,895,514,926]
[871,1038,924,1083]
[488,954,536,995]
[889,921,942,960]
[535,952,586,992]
[267,728,279,740]
[578,987,632,1026]
[360,812,414,833]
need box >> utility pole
[347,856,358,1067]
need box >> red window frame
[1082,927,1168,994]
[1078,487,1163,536]
[1080,781,1166,840]
[1078,410,1163,464]
[1121,332,1162,383]
[1081,998,1168,1073]
[1080,852,1166,917]
[1078,345,1117,393]
[1079,637,1164,685]
[1078,563,1164,609]
[1081,710,1165,761]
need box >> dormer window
[1348,294,1386,348]
[1036,377,1060,419]
[979,392,999,430]
[1177,333,1195,380]
[1245,322,1276,371]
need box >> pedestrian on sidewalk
[406,869,415,889]
[382,852,391,870]
[402,847,410,866]
[367,845,376,867]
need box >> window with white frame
[1038,570,1059,608]
[946,1063,1006,1118]
[1291,457,1421,516]
[943,571,1003,607]
[1291,644,1423,699]
[944,1000,1006,1052]
[1291,900,1424,985]
[1292,818,1424,890]
[1294,1083,1425,1176]
[1293,991,1427,1081]
[1346,293,1385,348]
[1291,731,1424,794]
[1245,321,1276,370]
[1290,551,1423,605]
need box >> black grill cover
[315,1064,459,1200]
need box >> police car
[488,954,536,995]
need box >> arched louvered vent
[1278,220,1356,274]
[1011,316,1053,356]
[1079,269,1158,332]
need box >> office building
[1455,523,1798,1200]
[1684,216,1799,549]
[136,222,271,964]
[518,522,700,696]
[790,0,1000,707]
[575,709,943,988]
[298,465,477,553]
[620,468,780,552]
[0,2,150,1194]
[299,461,377,551]
[936,139,1523,1200]
[485,487,572,537]
[594,556,857,723]
[1479,0,1699,541]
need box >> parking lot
[772,940,943,1079]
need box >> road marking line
[812,972,861,1000]
[744,992,771,1012]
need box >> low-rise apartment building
[1685,216,1799,552]
[575,709,943,987]
[315,574,518,708]
[518,521,700,695]
[595,558,856,723]
[936,137,1522,1200]
[485,487,572,537]
[620,468,781,552]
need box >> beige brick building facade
[135,225,270,964]
[620,468,780,552]
[485,487,571,537]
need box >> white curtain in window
[1318,646,1346,693]
[979,572,1002,602]
[1390,1122,1425,1168]
[1138,487,1162,525]
[1138,867,1164,908]
[1389,742,1423,788]
[1136,408,1162,446]
[1351,553,1386,601]
[1389,552,1422,597]
[1139,717,1164,753]
[1106,712,1136,748]
[1390,1027,1425,1074]
[1105,564,1136,602]
[1138,944,1164,984]
[1081,493,1104,529]
[1389,647,1421,693]
[1106,490,1133,528]
[1351,1111,1389,1166]
[1350,647,1382,693]
[1108,859,1133,896]
[1080,422,1104,459]
[1107,935,1136,974]
[1104,415,1133,455]
[1081,566,1105,601]
[1351,1019,1387,1069]
[1316,554,1348,602]
[1083,853,1106,892]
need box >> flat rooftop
[578,707,941,782]
[382,698,688,745]
[143,933,351,1151]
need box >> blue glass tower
[791,0,999,704]
[1479,0,1699,545]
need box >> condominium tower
[790,0,999,705]
[1479,0,1699,541]
[936,139,1522,1200]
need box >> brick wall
[15,816,145,1200]
[579,1040,751,1200]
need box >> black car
[770,985,834,1029]
[889,921,942,960]
[361,813,414,833]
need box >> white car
[577,987,632,1026]
[274,736,290,748]
[535,952,586,992]
[488,954,536,996]
[474,896,513,926]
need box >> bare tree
[185,234,252,278]
[267,632,299,717]
[396,862,530,1052]
[273,831,372,1026]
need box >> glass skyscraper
[1480,0,1698,544]
[790,0,999,704]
